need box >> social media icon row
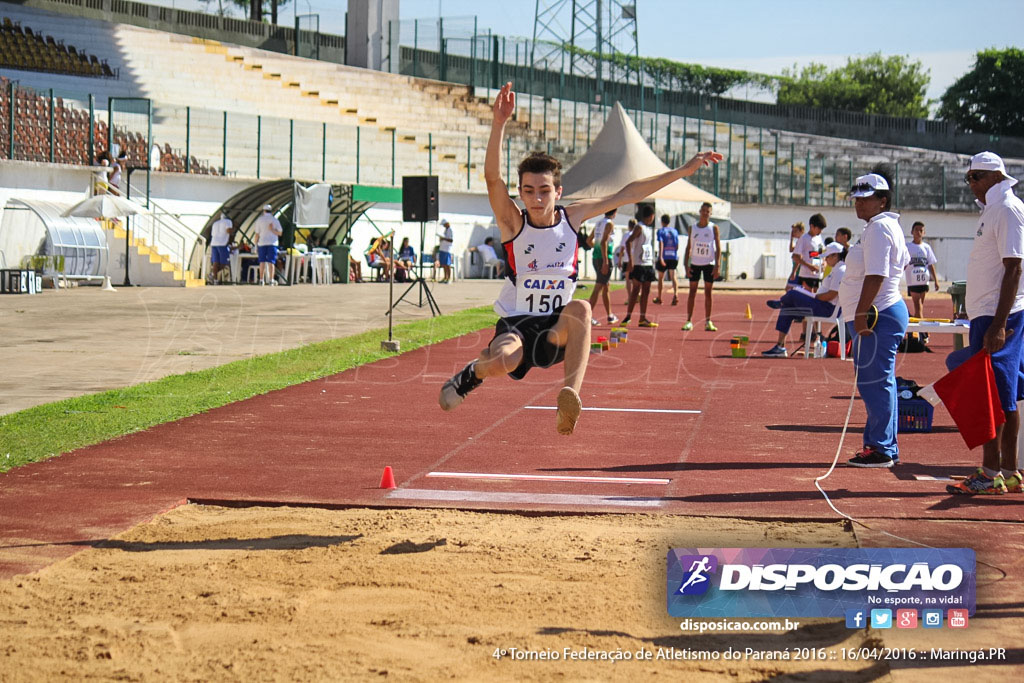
[846,608,968,629]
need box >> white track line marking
[389,489,664,508]
[910,474,955,482]
[426,472,670,485]
[523,406,701,414]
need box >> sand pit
[0,505,889,681]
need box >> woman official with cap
[838,170,911,468]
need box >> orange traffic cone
[744,303,753,320]
[379,466,396,489]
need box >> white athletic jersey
[494,206,579,318]
[629,224,655,266]
[904,240,937,286]
[210,217,232,247]
[689,223,717,266]
[794,232,825,278]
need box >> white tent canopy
[1,199,108,279]
[561,102,728,216]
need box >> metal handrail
[126,179,207,282]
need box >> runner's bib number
[516,275,573,314]
[910,265,929,286]
[641,244,654,263]
[693,241,712,259]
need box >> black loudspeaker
[402,175,439,222]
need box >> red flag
[927,350,1005,450]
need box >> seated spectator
[348,251,364,283]
[762,242,847,358]
[367,235,394,280]
[397,237,417,279]
[469,236,504,277]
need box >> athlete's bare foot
[556,386,582,436]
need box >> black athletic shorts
[629,265,657,283]
[492,309,566,380]
[656,258,679,273]
[907,285,929,294]
[688,264,715,283]
[799,276,821,290]
[592,258,612,285]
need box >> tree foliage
[939,48,1024,136]
[557,43,779,96]
[776,53,931,119]
[198,1,291,19]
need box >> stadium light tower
[531,0,640,109]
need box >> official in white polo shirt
[838,171,910,468]
[947,152,1024,495]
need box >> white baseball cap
[441,219,450,226]
[822,242,845,258]
[263,204,272,211]
[968,151,1017,186]
[849,173,890,198]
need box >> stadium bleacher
[1,0,1021,210]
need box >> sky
[158,0,1024,107]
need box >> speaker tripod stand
[386,221,441,318]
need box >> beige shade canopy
[561,102,725,208]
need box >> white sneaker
[607,314,619,324]
[439,362,483,411]
[591,318,600,326]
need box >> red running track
[1,292,1020,580]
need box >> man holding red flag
[947,152,1024,495]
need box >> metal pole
[146,100,152,205]
[391,128,396,186]
[471,16,477,87]
[466,135,471,190]
[428,132,433,176]
[438,17,445,81]
[726,119,732,198]
[222,110,227,176]
[773,133,778,203]
[894,161,900,209]
[87,93,94,163]
[820,157,825,205]
[356,126,361,183]
[413,19,418,78]
[8,81,15,159]
[790,142,795,203]
[185,105,191,173]
[48,89,54,163]
[106,98,113,156]
[712,98,719,196]
[256,115,262,178]
[804,150,810,205]
[322,122,327,181]
[289,118,294,178]
[941,166,946,210]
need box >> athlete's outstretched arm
[565,151,723,227]
[485,82,523,238]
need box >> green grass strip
[0,305,499,473]
[0,281,620,473]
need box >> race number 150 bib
[516,275,574,314]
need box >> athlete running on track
[439,82,721,435]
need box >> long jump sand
[0,504,883,682]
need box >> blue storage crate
[898,398,934,433]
